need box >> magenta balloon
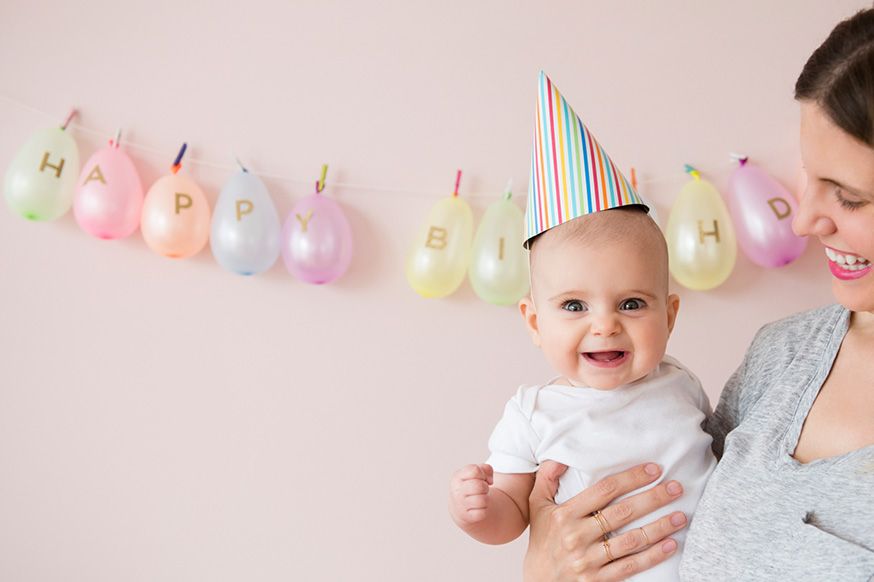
[73,145,144,239]
[281,193,353,284]
[727,162,807,268]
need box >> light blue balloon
[210,170,281,276]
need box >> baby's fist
[449,463,494,526]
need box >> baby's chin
[567,373,651,391]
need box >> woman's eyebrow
[822,177,874,199]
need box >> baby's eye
[619,298,646,311]
[561,300,586,312]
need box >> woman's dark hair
[795,8,874,146]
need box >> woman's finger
[596,537,679,582]
[587,511,687,566]
[559,463,663,519]
[598,479,684,534]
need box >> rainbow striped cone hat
[525,72,648,247]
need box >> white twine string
[0,93,787,200]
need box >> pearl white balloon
[211,171,280,276]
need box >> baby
[448,207,716,581]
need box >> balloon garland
[2,103,810,301]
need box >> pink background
[0,1,864,580]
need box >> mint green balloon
[468,197,529,306]
[5,127,79,221]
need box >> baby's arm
[448,463,535,545]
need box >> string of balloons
[2,96,807,300]
[0,95,750,198]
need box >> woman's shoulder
[748,303,846,359]
[732,303,847,405]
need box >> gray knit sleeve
[704,321,792,459]
[704,335,755,460]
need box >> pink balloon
[73,145,143,239]
[281,193,353,284]
[727,161,807,268]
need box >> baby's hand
[449,463,494,526]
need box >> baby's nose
[591,313,621,336]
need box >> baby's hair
[528,206,669,297]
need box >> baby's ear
[518,296,541,346]
[666,293,680,334]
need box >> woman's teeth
[825,248,870,270]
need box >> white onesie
[486,356,717,582]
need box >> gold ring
[602,539,615,562]
[640,527,651,546]
[592,510,611,539]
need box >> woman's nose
[792,184,836,237]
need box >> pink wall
[0,1,863,580]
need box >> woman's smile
[824,246,872,280]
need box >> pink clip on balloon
[405,171,473,298]
[727,158,807,268]
[280,166,353,284]
[140,143,211,259]
[73,131,144,239]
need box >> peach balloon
[141,173,210,259]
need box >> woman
[523,8,874,581]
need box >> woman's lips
[582,351,628,368]
[828,259,872,280]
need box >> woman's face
[794,101,874,313]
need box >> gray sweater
[679,304,874,581]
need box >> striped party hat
[525,71,648,247]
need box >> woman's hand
[524,461,687,582]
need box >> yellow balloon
[405,196,473,298]
[468,198,529,306]
[666,177,737,291]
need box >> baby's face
[522,235,678,390]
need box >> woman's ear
[518,296,541,346]
[666,293,680,334]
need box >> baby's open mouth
[582,351,628,368]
